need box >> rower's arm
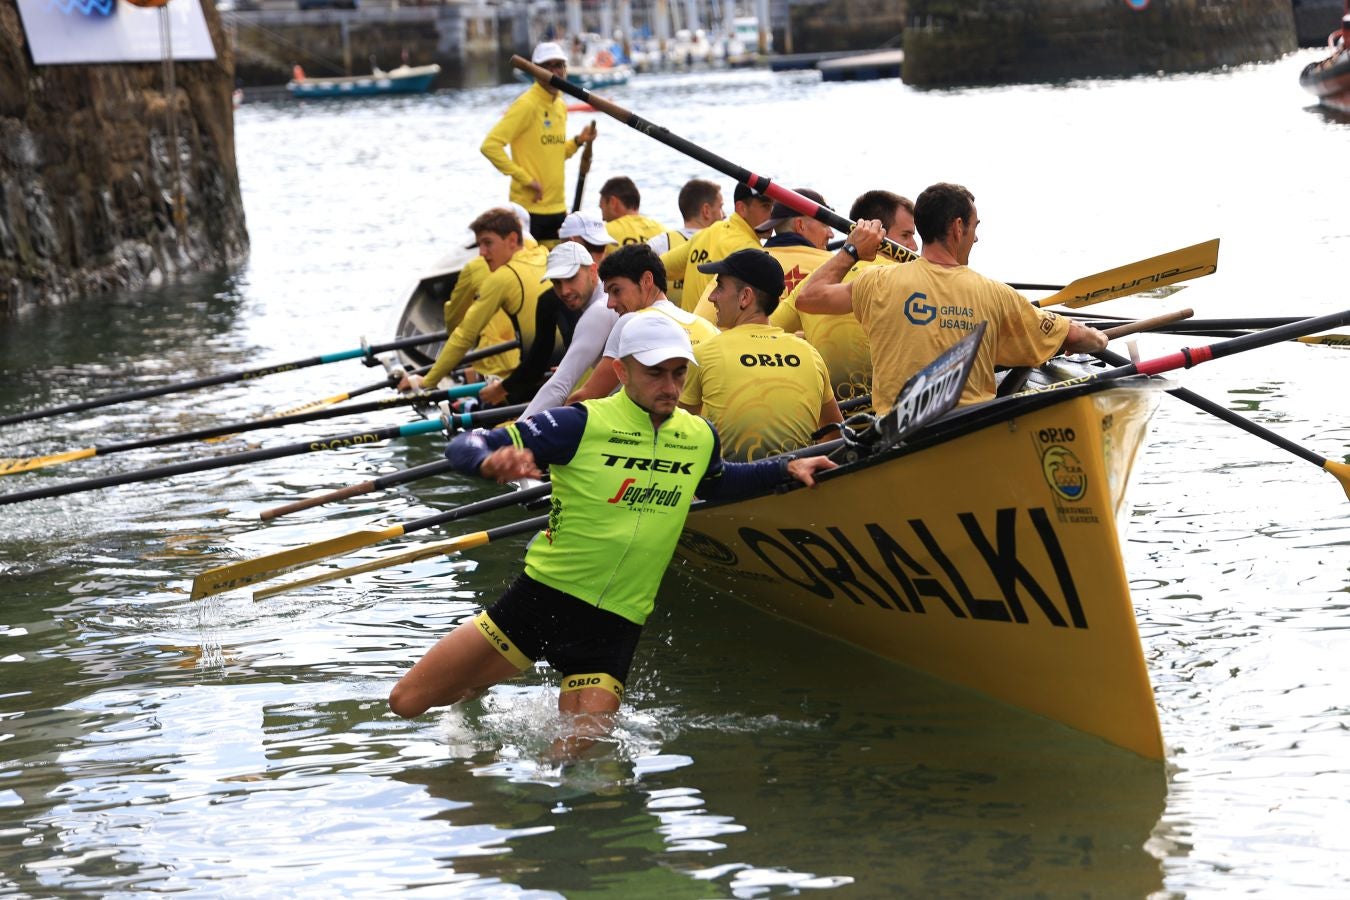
[799,218,886,316]
[568,356,620,402]
[480,98,531,187]
[816,395,843,443]
[1061,320,1109,354]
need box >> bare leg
[389,619,524,718]
[550,686,621,762]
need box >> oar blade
[0,448,97,476]
[1296,333,1350,348]
[1042,239,1219,309]
[1328,460,1350,502]
[190,525,403,601]
[252,531,493,601]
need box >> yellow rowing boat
[675,362,1166,760]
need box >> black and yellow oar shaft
[190,481,554,600]
[1030,240,1219,309]
[252,516,548,601]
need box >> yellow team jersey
[769,245,871,402]
[425,244,552,384]
[681,323,832,462]
[605,214,667,247]
[480,84,580,216]
[664,214,762,313]
[850,258,1071,412]
[443,256,489,334]
[657,233,695,308]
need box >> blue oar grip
[445,382,487,398]
[397,419,448,438]
[318,347,367,364]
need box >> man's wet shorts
[474,572,642,697]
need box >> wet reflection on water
[2,49,1349,896]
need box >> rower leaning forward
[389,314,835,759]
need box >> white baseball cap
[558,209,617,246]
[532,42,568,65]
[617,313,697,367]
[543,241,594,281]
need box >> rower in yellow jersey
[681,249,841,462]
[401,208,550,391]
[661,182,772,313]
[568,244,719,402]
[773,189,918,402]
[646,178,724,308]
[598,176,668,245]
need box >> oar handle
[1100,308,1194,340]
[260,458,458,521]
[511,56,919,264]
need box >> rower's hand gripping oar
[190,481,554,600]
[1094,346,1350,501]
[510,55,1221,308]
[0,328,456,428]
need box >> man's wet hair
[599,176,642,211]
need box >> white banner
[17,0,218,65]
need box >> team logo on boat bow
[1041,445,1087,501]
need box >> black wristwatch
[841,242,860,261]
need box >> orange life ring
[595,50,614,68]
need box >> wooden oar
[0,384,484,477]
[252,516,548,601]
[510,55,1220,308]
[260,458,456,521]
[1073,315,1350,345]
[1096,347,1350,500]
[191,481,554,600]
[0,418,449,507]
[572,126,595,213]
[0,329,457,428]
[1097,308,1194,340]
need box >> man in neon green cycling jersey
[389,314,835,759]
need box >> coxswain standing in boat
[798,182,1109,411]
[388,315,837,759]
[646,178,725,308]
[481,42,597,245]
[662,182,774,313]
[598,176,668,246]
[680,248,841,462]
[400,208,549,392]
[567,244,719,402]
[478,214,617,408]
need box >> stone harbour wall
[904,0,1297,87]
[0,0,248,315]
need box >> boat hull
[1300,49,1350,113]
[288,65,441,99]
[675,377,1165,759]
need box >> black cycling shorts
[481,572,642,689]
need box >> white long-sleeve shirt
[521,282,620,417]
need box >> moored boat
[1300,8,1350,112]
[674,360,1168,760]
[288,63,441,99]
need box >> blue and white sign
[16,0,217,65]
